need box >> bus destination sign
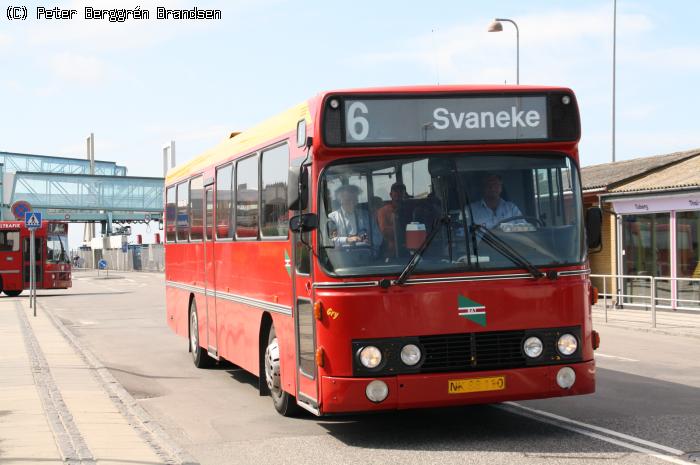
[341,96,548,145]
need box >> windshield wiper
[471,224,544,280]
[395,215,450,286]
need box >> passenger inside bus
[376,182,409,258]
[327,184,382,250]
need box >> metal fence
[71,244,164,272]
[591,273,700,328]
[136,244,165,272]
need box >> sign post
[25,212,42,316]
[98,259,108,278]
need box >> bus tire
[189,299,214,368]
[3,290,22,297]
[265,326,301,417]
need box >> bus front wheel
[189,300,214,368]
[265,326,300,417]
[3,290,22,297]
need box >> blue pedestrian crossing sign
[24,212,42,230]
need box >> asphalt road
[26,271,700,465]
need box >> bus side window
[236,155,260,239]
[165,186,176,242]
[216,164,233,239]
[189,176,204,241]
[261,144,289,239]
[176,181,189,242]
[0,231,20,252]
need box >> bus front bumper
[320,360,595,414]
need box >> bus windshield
[318,153,584,277]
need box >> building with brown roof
[581,149,700,310]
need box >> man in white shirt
[327,184,382,248]
[469,174,523,229]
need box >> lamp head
[487,20,503,32]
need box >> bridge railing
[0,151,127,176]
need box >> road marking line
[596,353,639,362]
[498,402,691,464]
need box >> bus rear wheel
[189,300,214,368]
[265,326,301,417]
[4,290,22,297]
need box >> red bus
[0,221,72,296]
[165,85,602,416]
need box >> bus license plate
[448,376,506,394]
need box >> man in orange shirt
[377,182,407,258]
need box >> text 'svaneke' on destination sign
[347,96,546,144]
[322,92,580,146]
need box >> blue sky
[1,0,699,179]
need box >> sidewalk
[592,302,700,339]
[0,298,186,465]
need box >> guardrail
[654,277,700,310]
[591,274,700,328]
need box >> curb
[15,301,96,464]
[592,319,700,341]
[38,300,200,465]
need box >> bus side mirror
[288,165,308,211]
[585,207,603,251]
[290,213,318,233]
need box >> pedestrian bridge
[0,151,127,176]
[1,151,163,222]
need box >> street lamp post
[488,18,520,85]
[612,0,617,163]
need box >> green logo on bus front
[458,295,486,327]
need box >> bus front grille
[419,330,526,373]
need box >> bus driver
[469,174,523,229]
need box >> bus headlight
[365,380,389,403]
[556,367,576,389]
[400,344,422,366]
[557,334,578,356]
[523,337,543,358]
[358,346,382,369]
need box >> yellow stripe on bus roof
[165,101,312,185]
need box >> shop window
[677,211,700,309]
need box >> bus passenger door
[292,180,319,414]
[204,186,218,358]
[22,236,43,288]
